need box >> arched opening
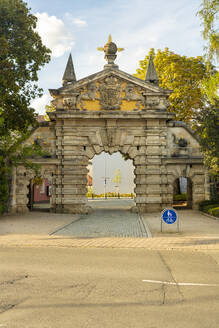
[173,176,193,209]
[87,152,135,211]
[27,177,51,212]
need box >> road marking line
[142,279,219,287]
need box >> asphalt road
[0,247,219,328]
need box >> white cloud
[35,12,74,57]
[64,13,87,28]
[31,94,52,115]
[72,18,87,27]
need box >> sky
[28,0,204,113]
[92,153,135,194]
[26,0,205,193]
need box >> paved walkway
[0,199,219,251]
[53,200,147,238]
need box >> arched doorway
[173,176,193,209]
[24,169,55,213]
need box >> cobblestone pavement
[53,199,148,238]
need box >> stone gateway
[10,36,209,214]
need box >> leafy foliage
[0,117,47,214]
[135,47,218,175]
[173,193,187,201]
[0,0,51,213]
[196,104,219,175]
[44,104,56,121]
[197,0,219,104]
[197,0,218,66]
[134,48,213,125]
[199,200,219,217]
[0,0,51,134]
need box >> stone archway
[51,112,174,214]
[172,176,193,209]
[9,37,209,214]
[167,164,206,210]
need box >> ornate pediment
[49,69,171,112]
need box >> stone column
[138,119,168,212]
[49,172,56,212]
[61,155,91,214]
[8,167,17,213]
[55,120,92,214]
[54,120,64,212]
[192,171,206,209]
[15,166,29,213]
[133,155,148,213]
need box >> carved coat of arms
[99,76,122,110]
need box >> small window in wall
[40,181,45,194]
[47,185,51,197]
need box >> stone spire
[62,54,76,86]
[145,55,159,86]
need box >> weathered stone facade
[9,38,209,214]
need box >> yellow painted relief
[77,80,145,111]
[81,99,100,111]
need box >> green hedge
[199,200,218,211]
[173,193,187,201]
[209,207,219,217]
[199,200,219,218]
[202,204,217,213]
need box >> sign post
[161,209,179,232]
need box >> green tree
[197,0,218,67]
[196,1,219,179]
[134,48,214,125]
[44,104,56,121]
[197,0,219,104]
[112,169,121,195]
[0,117,47,213]
[0,0,51,213]
[112,169,121,185]
[0,0,51,134]
[196,104,219,175]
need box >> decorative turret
[97,34,124,69]
[62,54,76,86]
[145,55,159,86]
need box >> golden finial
[97,35,124,67]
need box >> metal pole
[177,214,180,232]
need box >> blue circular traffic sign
[162,209,178,224]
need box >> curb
[49,216,81,235]
[138,213,152,238]
[199,211,219,221]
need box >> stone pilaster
[134,119,170,212]
[192,172,206,209]
[55,120,64,212]
[61,156,91,214]
[15,167,29,213]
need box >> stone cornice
[49,110,175,120]
[163,157,203,164]
[49,68,171,97]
